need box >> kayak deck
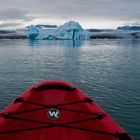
[0,80,133,140]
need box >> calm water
[0,39,140,139]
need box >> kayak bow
[0,80,133,140]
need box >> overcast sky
[0,0,140,29]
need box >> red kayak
[0,80,133,140]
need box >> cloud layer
[0,0,139,29]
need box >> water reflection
[28,39,84,48]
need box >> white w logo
[48,109,60,120]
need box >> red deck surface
[0,80,133,140]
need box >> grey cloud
[0,22,23,28]
[0,0,139,28]
[0,8,39,22]
[32,0,140,23]
[0,8,27,20]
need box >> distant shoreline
[0,35,27,39]
[0,30,140,39]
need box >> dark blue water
[0,39,140,139]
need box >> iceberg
[117,25,140,30]
[28,21,91,40]
[28,25,39,40]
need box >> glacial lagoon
[0,39,140,139]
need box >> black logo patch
[48,108,60,120]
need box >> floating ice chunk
[28,21,91,40]
[28,25,39,40]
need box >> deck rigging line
[0,97,131,140]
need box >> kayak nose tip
[116,133,132,140]
[13,97,25,104]
[3,113,10,118]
